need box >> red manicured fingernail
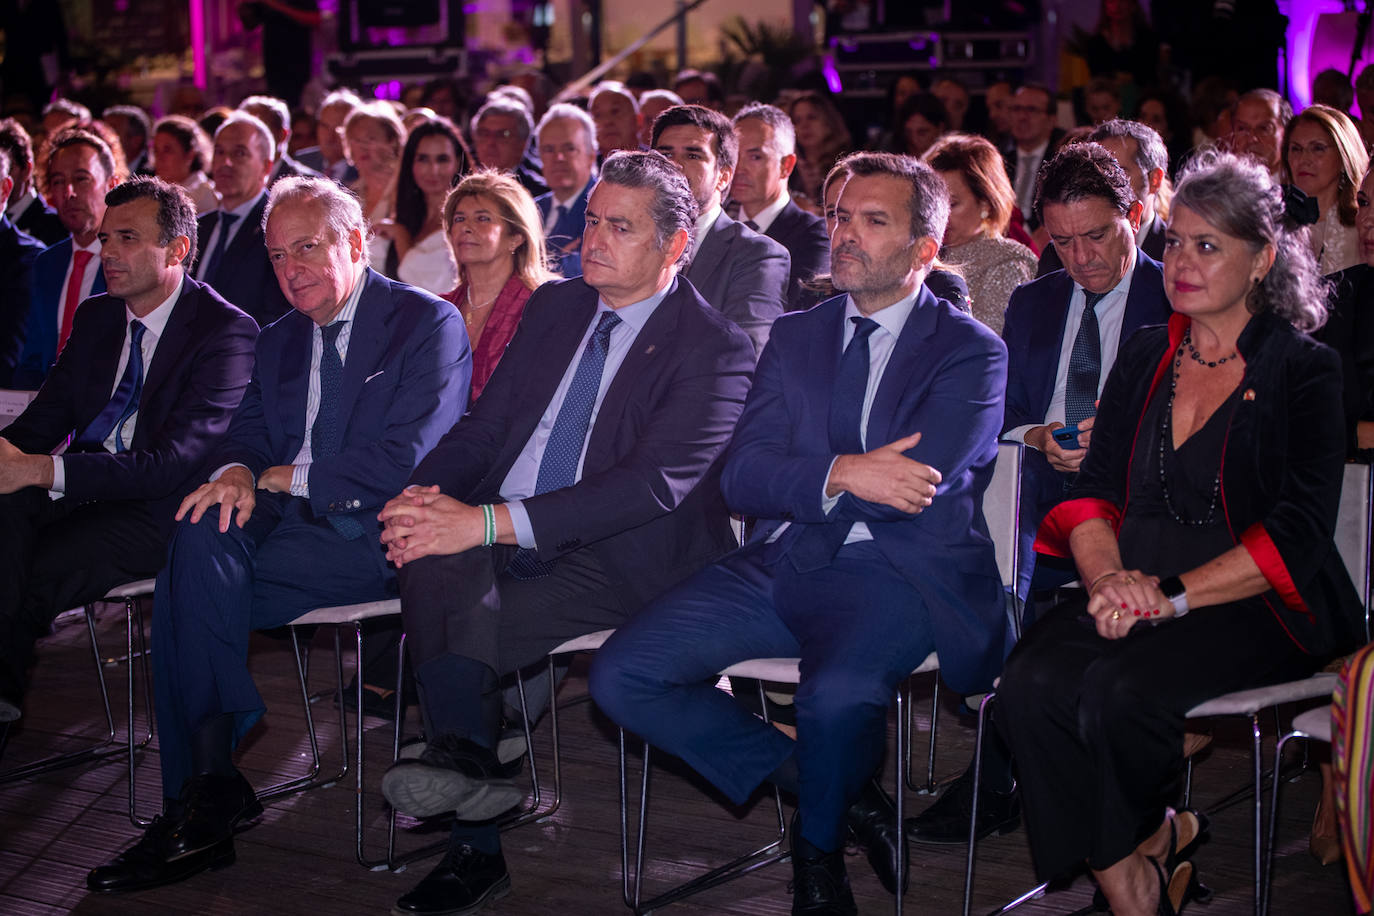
[1153,609,1161,616]
[1133,609,1141,617]
[1121,602,1128,609]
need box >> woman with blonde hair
[925,133,1037,333]
[442,169,557,402]
[343,101,406,267]
[787,91,852,214]
[1283,104,1369,276]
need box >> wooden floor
[0,600,1358,916]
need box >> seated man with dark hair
[0,175,258,727]
[374,149,756,916]
[591,151,1010,915]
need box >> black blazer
[196,194,291,328]
[1036,213,1167,277]
[763,199,830,312]
[2,277,258,534]
[684,211,789,355]
[1313,264,1374,457]
[0,215,43,383]
[11,194,64,246]
[1039,311,1365,659]
[410,274,757,609]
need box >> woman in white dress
[380,116,470,294]
[151,115,218,214]
[1282,105,1369,277]
[343,102,405,269]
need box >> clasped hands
[826,432,941,514]
[378,485,492,567]
[1087,569,1175,639]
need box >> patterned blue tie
[790,317,881,572]
[76,320,146,452]
[1064,290,1106,429]
[508,310,622,578]
[314,321,365,540]
[201,212,238,283]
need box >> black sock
[767,754,800,796]
[190,713,236,778]
[450,821,501,855]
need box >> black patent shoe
[905,765,1019,845]
[392,844,511,915]
[845,779,907,895]
[790,847,857,916]
[87,816,236,893]
[162,769,263,859]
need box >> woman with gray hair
[997,150,1365,916]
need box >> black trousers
[996,596,1318,880]
[396,544,633,742]
[0,488,166,684]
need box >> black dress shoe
[905,766,1019,845]
[392,844,511,915]
[790,847,857,916]
[382,734,523,820]
[87,816,236,893]
[162,770,263,859]
[845,779,906,895]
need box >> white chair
[1261,704,1333,916]
[619,444,1024,915]
[0,388,37,431]
[1176,461,1372,914]
[0,578,156,827]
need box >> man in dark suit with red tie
[13,127,119,390]
[195,112,291,327]
[0,176,258,729]
[87,176,470,894]
[373,150,756,916]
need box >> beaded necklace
[1158,335,1224,527]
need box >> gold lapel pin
[1242,389,1256,401]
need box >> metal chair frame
[1260,704,1332,916]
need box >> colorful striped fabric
[1335,643,1374,914]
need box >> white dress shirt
[743,189,791,234]
[690,204,722,260]
[50,276,183,493]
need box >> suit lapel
[687,213,728,283]
[1031,272,1074,413]
[588,278,680,463]
[866,287,939,447]
[139,279,197,404]
[1120,249,1166,342]
[335,270,391,428]
[227,196,268,262]
[278,312,312,454]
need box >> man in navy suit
[591,152,1010,915]
[87,176,470,894]
[13,128,119,390]
[655,104,789,355]
[1001,84,1067,234]
[0,176,258,727]
[1036,120,1169,275]
[905,142,1173,849]
[374,151,756,916]
[295,88,361,185]
[470,97,548,199]
[533,103,598,277]
[239,94,323,186]
[195,112,291,327]
[0,118,65,246]
[731,102,831,312]
[0,145,44,383]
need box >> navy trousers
[152,493,393,796]
[590,539,934,852]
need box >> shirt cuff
[505,500,536,549]
[211,462,253,485]
[290,463,310,498]
[50,455,64,493]
[1003,424,1037,447]
[820,456,840,514]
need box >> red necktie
[58,249,94,355]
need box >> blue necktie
[508,310,622,578]
[790,317,880,572]
[76,320,146,452]
[314,321,365,540]
[1064,290,1106,428]
[201,212,238,283]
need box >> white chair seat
[103,579,157,599]
[550,629,615,655]
[289,598,402,627]
[1287,704,1332,744]
[1185,673,1337,719]
[719,651,939,684]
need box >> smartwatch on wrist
[1158,575,1188,618]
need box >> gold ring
[1122,575,1136,585]
[1111,610,1122,620]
